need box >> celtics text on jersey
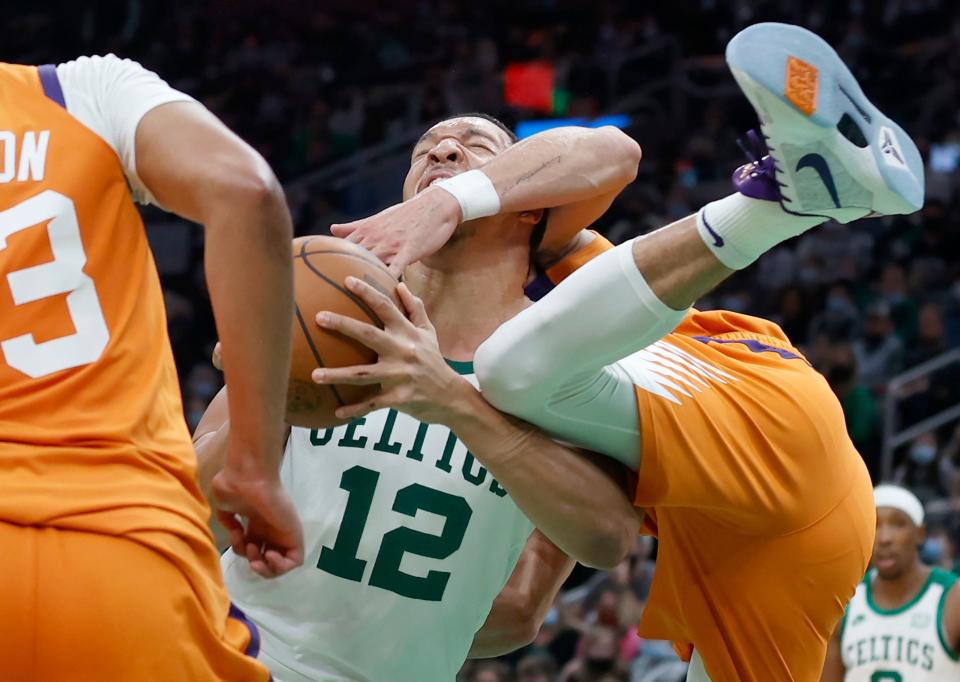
[223,364,535,682]
[840,567,960,681]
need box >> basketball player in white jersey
[193,114,646,681]
[821,485,960,681]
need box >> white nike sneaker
[726,22,924,223]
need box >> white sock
[696,193,826,270]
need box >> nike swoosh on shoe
[795,153,841,208]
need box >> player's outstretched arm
[311,279,642,568]
[469,530,575,658]
[136,101,302,577]
[818,621,845,682]
[472,221,726,460]
[480,21,927,453]
[332,126,640,275]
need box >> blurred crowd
[459,538,690,682]
[6,1,960,679]
[457,530,960,682]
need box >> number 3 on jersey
[318,465,473,601]
[0,190,109,377]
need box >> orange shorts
[0,522,270,681]
[538,234,875,679]
[641,464,874,680]
[632,314,876,680]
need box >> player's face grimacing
[873,506,924,580]
[402,116,513,201]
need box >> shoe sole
[726,22,924,216]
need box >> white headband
[874,484,924,526]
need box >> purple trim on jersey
[524,273,554,301]
[229,602,262,659]
[38,64,66,108]
[692,335,802,360]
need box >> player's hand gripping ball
[286,236,400,427]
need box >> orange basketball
[287,236,399,428]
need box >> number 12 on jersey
[317,465,473,602]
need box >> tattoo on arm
[500,155,563,197]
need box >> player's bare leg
[475,23,924,462]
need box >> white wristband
[433,169,501,222]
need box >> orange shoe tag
[785,56,818,116]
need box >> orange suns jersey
[0,63,209,541]
[540,233,874,680]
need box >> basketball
[287,235,399,428]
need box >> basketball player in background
[821,485,960,681]
[0,55,302,680]
[193,113,645,681]
[325,23,923,680]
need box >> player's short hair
[435,112,519,144]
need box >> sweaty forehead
[416,117,512,150]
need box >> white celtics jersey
[840,568,960,681]
[223,362,535,682]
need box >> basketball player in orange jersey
[322,24,923,680]
[0,55,302,680]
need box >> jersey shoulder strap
[931,567,959,590]
[933,568,960,661]
[866,568,937,615]
[524,231,613,300]
[37,64,65,107]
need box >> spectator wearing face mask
[878,263,919,345]
[907,303,950,367]
[920,525,957,572]
[938,423,960,498]
[853,301,904,391]
[771,286,815,347]
[824,343,879,478]
[893,433,950,504]
[808,282,860,343]
[902,305,960,423]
